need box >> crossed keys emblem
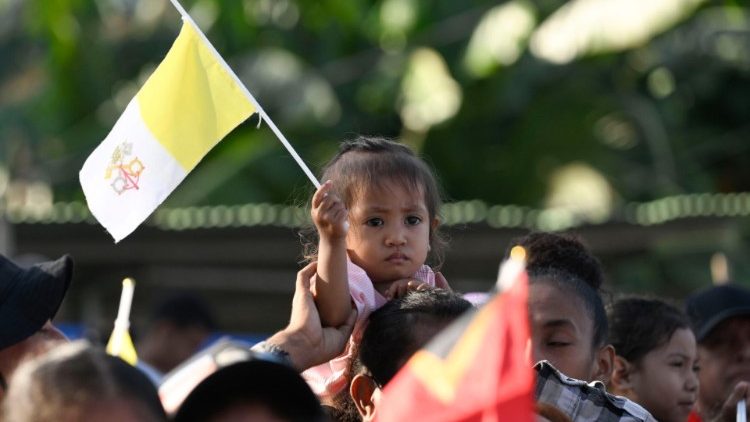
[105,141,145,195]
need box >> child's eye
[692,364,701,373]
[669,361,685,368]
[546,341,570,347]
[366,218,384,227]
[405,216,422,226]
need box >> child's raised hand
[312,180,348,240]
[384,279,432,300]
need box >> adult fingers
[296,261,317,291]
[718,381,749,422]
[292,262,317,308]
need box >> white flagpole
[167,0,321,189]
[739,399,746,422]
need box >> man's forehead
[704,315,750,342]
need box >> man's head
[163,340,324,422]
[3,341,166,422]
[347,289,472,421]
[686,283,750,417]
[0,254,73,398]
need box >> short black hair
[331,289,471,421]
[509,232,608,348]
[358,289,472,386]
[608,296,691,363]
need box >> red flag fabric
[376,270,533,422]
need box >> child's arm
[311,181,352,327]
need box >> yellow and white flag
[80,21,255,242]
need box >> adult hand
[265,262,357,372]
[706,381,748,422]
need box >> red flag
[376,268,533,422]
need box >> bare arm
[311,181,352,327]
[262,262,356,371]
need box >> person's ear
[592,344,615,384]
[431,217,440,231]
[350,373,379,421]
[610,355,636,395]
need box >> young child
[607,297,700,422]
[302,136,448,399]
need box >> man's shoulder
[534,361,657,422]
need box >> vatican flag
[79,21,255,242]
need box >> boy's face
[345,181,434,285]
[697,316,750,414]
[627,328,699,422]
[529,282,598,382]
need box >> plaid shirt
[535,361,657,422]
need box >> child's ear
[592,344,615,384]
[350,373,379,421]
[431,217,440,231]
[610,355,636,396]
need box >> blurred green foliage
[1,0,749,209]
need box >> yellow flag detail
[106,326,138,366]
[136,22,255,172]
[107,278,138,365]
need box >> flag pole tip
[509,246,526,263]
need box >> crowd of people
[1,137,749,421]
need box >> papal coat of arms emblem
[105,141,144,195]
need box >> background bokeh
[1,0,749,336]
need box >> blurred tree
[0,0,748,212]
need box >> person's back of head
[339,289,471,421]
[167,341,325,422]
[2,340,166,422]
[607,296,698,422]
[358,288,472,386]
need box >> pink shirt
[302,260,435,399]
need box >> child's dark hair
[508,232,609,348]
[357,288,471,386]
[607,297,691,364]
[4,341,166,421]
[332,289,471,421]
[303,136,446,268]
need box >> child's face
[345,180,434,285]
[628,328,699,422]
[528,282,599,381]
